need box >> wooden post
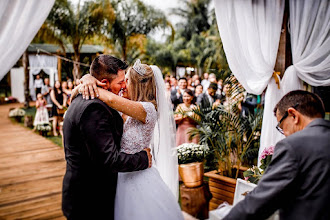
[180,182,212,220]
[23,50,30,108]
[274,0,292,78]
[57,57,62,81]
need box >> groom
[62,55,152,220]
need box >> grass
[10,106,63,147]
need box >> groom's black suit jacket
[62,95,149,220]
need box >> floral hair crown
[133,59,146,76]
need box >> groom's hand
[143,148,152,168]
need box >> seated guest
[224,90,330,220]
[196,83,221,109]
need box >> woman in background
[174,89,199,146]
[50,80,67,136]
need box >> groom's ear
[100,79,110,90]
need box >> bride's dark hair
[127,64,157,109]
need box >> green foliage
[110,0,169,62]
[35,0,114,80]
[180,77,263,178]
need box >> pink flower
[259,146,275,160]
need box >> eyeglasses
[276,104,299,135]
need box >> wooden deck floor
[0,103,65,220]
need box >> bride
[76,59,184,220]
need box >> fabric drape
[29,55,58,100]
[282,0,330,91]
[214,0,285,163]
[0,0,55,81]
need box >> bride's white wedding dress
[115,102,184,220]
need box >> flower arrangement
[35,123,52,132]
[177,143,209,164]
[243,146,274,184]
[9,108,25,117]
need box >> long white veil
[150,65,179,199]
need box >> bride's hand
[80,74,106,99]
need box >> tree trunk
[23,50,30,108]
[72,52,81,82]
[122,38,127,61]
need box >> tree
[35,0,115,81]
[109,0,170,62]
[172,0,211,41]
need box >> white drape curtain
[29,55,58,100]
[214,0,285,163]
[281,0,330,93]
[0,0,55,81]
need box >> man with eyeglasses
[224,90,330,220]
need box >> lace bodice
[120,102,157,154]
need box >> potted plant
[243,146,274,184]
[185,77,263,209]
[8,108,25,122]
[177,143,209,188]
[35,123,52,136]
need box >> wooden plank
[210,196,233,206]
[0,161,65,186]
[209,186,235,198]
[0,193,61,218]
[0,148,65,169]
[210,190,234,203]
[0,176,63,206]
[209,180,236,193]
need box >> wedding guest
[64,80,74,105]
[191,74,200,87]
[224,90,330,220]
[217,79,223,95]
[170,75,178,90]
[41,78,52,105]
[195,84,203,98]
[62,81,68,91]
[201,72,209,89]
[187,76,195,92]
[171,77,188,110]
[202,73,217,92]
[50,80,67,136]
[34,74,44,97]
[196,83,221,109]
[33,93,49,128]
[165,80,172,100]
[174,89,198,146]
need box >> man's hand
[143,148,152,168]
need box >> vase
[179,162,204,188]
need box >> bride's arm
[98,88,147,124]
[78,74,147,123]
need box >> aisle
[0,103,65,219]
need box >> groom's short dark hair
[90,55,128,81]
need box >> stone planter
[179,162,204,188]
